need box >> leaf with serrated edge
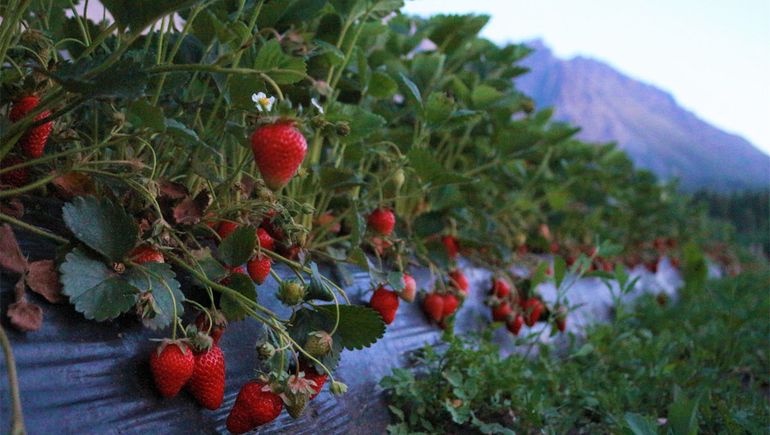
[217,225,257,266]
[125,262,184,330]
[60,248,138,321]
[316,304,386,350]
[62,196,138,262]
[220,273,257,321]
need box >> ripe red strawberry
[549,242,560,254]
[149,340,195,398]
[370,286,399,325]
[226,381,283,434]
[300,362,328,400]
[130,245,164,264]
[195,311,228,345]
[506,314,524,335]
[517,244,528,256]
[492,278,510,297]
[367,208,395,236]
[250,122,307,190]
[10,95,53,158]
[256,227,275,251]
[442,235,459,259]
[441,293,459,319]
[188,345,225,410]
[399,273,417,303]
[670,257,681,269]
[315,212,341,234]
[0,155,29,187]
[646,260,659,274]
[449,270,468,293]
[247,254,271,285]
[217,221,239,240]
[423,292,444,323]
[492,302,512,322]
[521,298,544,327]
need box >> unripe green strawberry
[256,342,276,360]
[188,345,225,410]
[250,121,307,190]
[330,380,348,395]
[0,155,29,187]
[226,381,283,434]
[283,374,316,419]
[304,330,333,357]
[149,340,195,398]
[10,95,52,158]
[247,254,271,285]
[277,280,306,306]
[370,285,399,325]
[367,208,396,236]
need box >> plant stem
[0,323,26,435]
[0,213,69,244]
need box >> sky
[402,0,770,156]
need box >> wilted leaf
[0,224,27,274]
[158,179,189,199]
[26,260,64,303]
[8,298,43,332]
[51,172,95,199]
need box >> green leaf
[127,99,165,131]
[217,226,257,266]
[101,0,199,32]
[254,39,306,84]
[387,271,405,291]
[423,92,455,128]
[407,148,473,187]
[398,72,422,106]
[126,262,184,330]
[471,84,502,108]
[624,413,659,435]
[668,388,701,435]
[325,103,387,143]
[219,273,257,321]
[368,71,398,98]
[316,304,386,350]
[413,211,445,238]
[320,167,364,191]
[51,57,148,99]
[530,261,550,289]
[60,248,139,321]
[306,262,335,302]
[553,256,566,289]
[62,196,138,262]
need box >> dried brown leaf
[0,224,28,274]
[26,260,64,303]
[8,298,43,332]
[158,180,189,199]
[51,171,95,199]
[0,198,24,218]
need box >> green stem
[0,213,69,244]
[0,323,26,435]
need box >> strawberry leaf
[101,0,199,32]
[316,304,386,350]
[254,39,306,84]
[305,262,334,302]
[217,226,256,266]
[219,273,257,321]
[62,196,138,263]
[60,248,139,321]
[125,262,184,330]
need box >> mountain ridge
[516,40,770,191]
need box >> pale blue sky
[403,0,770,156]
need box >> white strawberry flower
[252,92,276,112]
[311,97,324,114]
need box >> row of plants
[0,0,732,433]
[382,267,770,434]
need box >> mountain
[516,40,770,192]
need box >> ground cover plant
[0,0,750,433]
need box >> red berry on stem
[423,292,444,323]
[370,286,399,325]
[367,208,396,236]
[188,345,226,410]
[149,340,195,398]
[250,122,307,190]
[247,254,271,285]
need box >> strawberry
[10,95,53,158]
[226,381,283,434]
[188,345,225,410]
[549,242,560,254]
[521,298,544,327]
[304,331,333,357]
[301,362,328,400]
[222,265,247,285]
[130,245,164,264]
[315,212,341,234]
[492,302,512,322]
[0,155,28,187]
[670,257,680,269]
[277,280,306,306]
[492,278,510,297]
[149,340,195,398]
[441,293,459,319]
[195,310,228,345]
[399,273,417,303]
[247,254,271,285]
[442,235,459,259]
[646,260,659,274]
[250,121,307,190]
[506,314,524,335]
[449,269,469,294]
[371,236,393,256]
[423,292,444,323]
[217,221,239,240]
[257,227,275,251]
[370,286,399,325]
[367,208,395,236]
[517,244,528,256]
